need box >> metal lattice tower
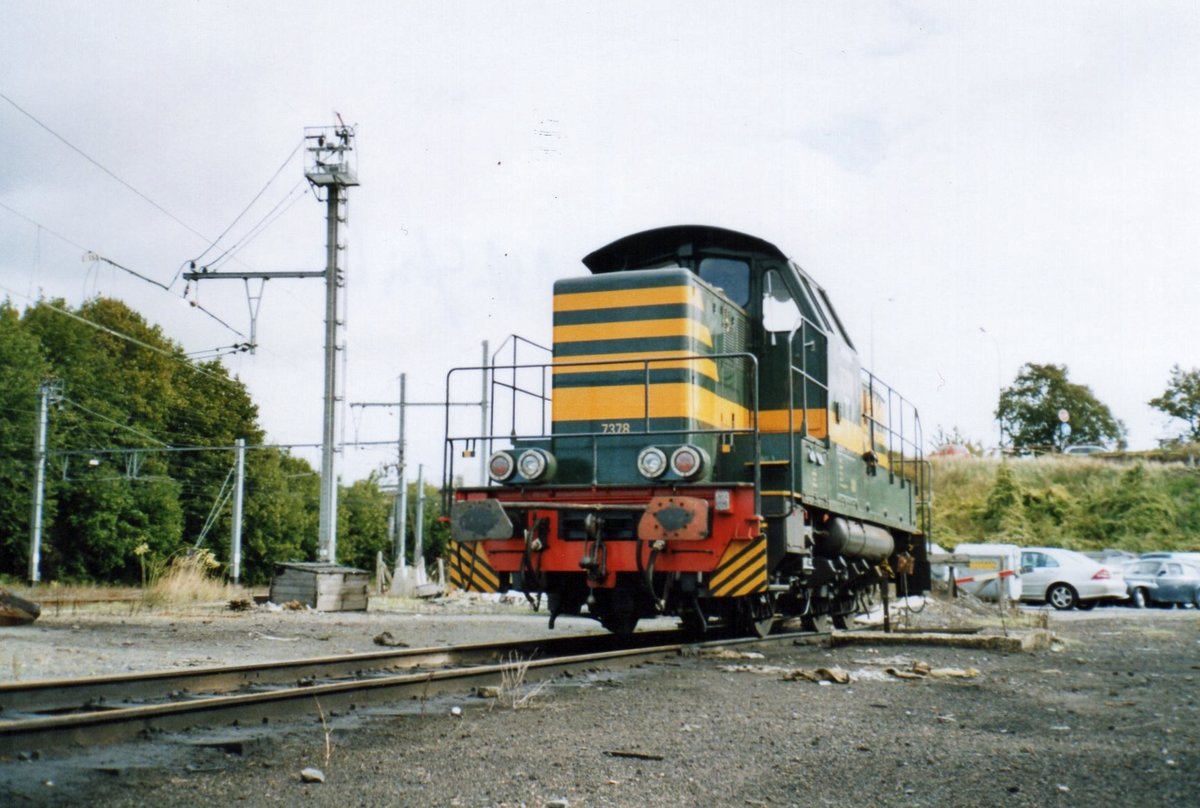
[304,123,359,563]
[183,122,359,564]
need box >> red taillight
[1092,568,1111,580]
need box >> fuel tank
[818,517,894,562]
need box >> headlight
[670,445,707,479]
[517,449,556,482]
[637,447,668,479]
[487,451,516,482]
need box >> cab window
[797,276,831,331]
[699,257,749,306]
[816,287,854,348]
[761,269,796,333]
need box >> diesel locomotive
[443,225,930,636]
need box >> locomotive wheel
[800,613,829,633]
[741,593,776,638]
[599,612,639,636]
[591,583,641,637]
[679,603,709,638]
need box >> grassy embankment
[930,453,1200,552]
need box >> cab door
[758,265,827,436]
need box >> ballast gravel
[2,601,1198,807]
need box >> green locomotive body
[446,225,929,635]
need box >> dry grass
[143,550,233,608]
[314,697,333,769]
[494,652,550,710]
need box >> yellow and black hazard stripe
[446,541,501,593]
[707,537,768,597]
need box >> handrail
[772,315,832,518]
[444,352,761,498]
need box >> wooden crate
[269,562,369,612]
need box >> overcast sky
[2,1,1198,487]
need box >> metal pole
[231,438,246,583]
[396,374,408,581]
[415,463,426,585]
[317,184,341,562]
[480,340,489,484]
[29,381,51,583]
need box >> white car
[1019,547,1127,610]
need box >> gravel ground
[2,598,1198,807]
[0,593,609,682]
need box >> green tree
[0,301,50,573]
[996,363,1126,453]
[1149,365,1200,445]
[980,463,1032,541]
[10,296,271,582]
[338,473,393,572]
[238,449,320,585]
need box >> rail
[0,627,827,755]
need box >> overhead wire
[2,92,309,344]
[184,141,304,272]
[0,199,245,337]
[1,90,211,246]
[0,281,243,390]
[58,395,170,446]
[205,181,309,271]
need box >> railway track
[0,626,825,756]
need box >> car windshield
[1129,561,1161,575]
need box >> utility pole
[231,438,246,583]
[184,121,358,565]
[29,379,61,583]
[348,350,492,589]
[414,463,426,585]
[396,373,407,584]
[479,340,489,483]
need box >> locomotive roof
[581,225,787,274]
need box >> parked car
[1083,548,1137,568]
[1139,551,1200,565]
[1123,559,1200,608]
[1063,444,1106,456]
[1019,547,1127,610]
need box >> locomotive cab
[445,225,930,636]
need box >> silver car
[1019,547,1128,610]
[1124,559,1200,608]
